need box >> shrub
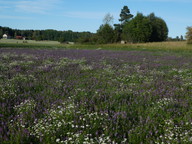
[96,24,114,44]
[186,26,192,44]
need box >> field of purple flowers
[0,48,192,144]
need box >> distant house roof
[16,36,23,39]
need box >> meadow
[0,39,62,49]
[1,39,192,52]
[0,41,192,143]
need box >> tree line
[94,6,169,44]
[0,26,93,43]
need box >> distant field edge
[1,40,192,53]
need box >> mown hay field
[1,39,192,52]
[0,45,192,143]
[0,39,60,45]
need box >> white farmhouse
[3,34,8,39]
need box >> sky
[0,0,192,38]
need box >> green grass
[69,41,192,52]
[0,39,66,49]
[1,39,192,55]
[0,39,60,44]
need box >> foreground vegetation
[0,46,192,143]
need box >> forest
[0,26,93,43]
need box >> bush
[96,24,114,44]
[147,13,168,42]
[186,27,192,44]
[59,37,66,43]
[122,13,168,43]
[122,13,152,43]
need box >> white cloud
[0,1,15,10]
[0,6,11,9]
[0,15,32,20]
[16,0,47,14]
[0,0,62,14]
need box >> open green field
[0,42,192,143]
[0,39,60,44]
[0,39,62,49]
[1,39,192,52]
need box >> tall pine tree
[114,6,133,42]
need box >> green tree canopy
[0,29,3,39]
[0,26,93,42]
[114,6,133,42]
[113,6,133,42]
[97,24,114,44]
[122,13,152,43]
[147,13,168,42]
[119,6,133,25]
[186,26,192,44]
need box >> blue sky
[0,0,192,38]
